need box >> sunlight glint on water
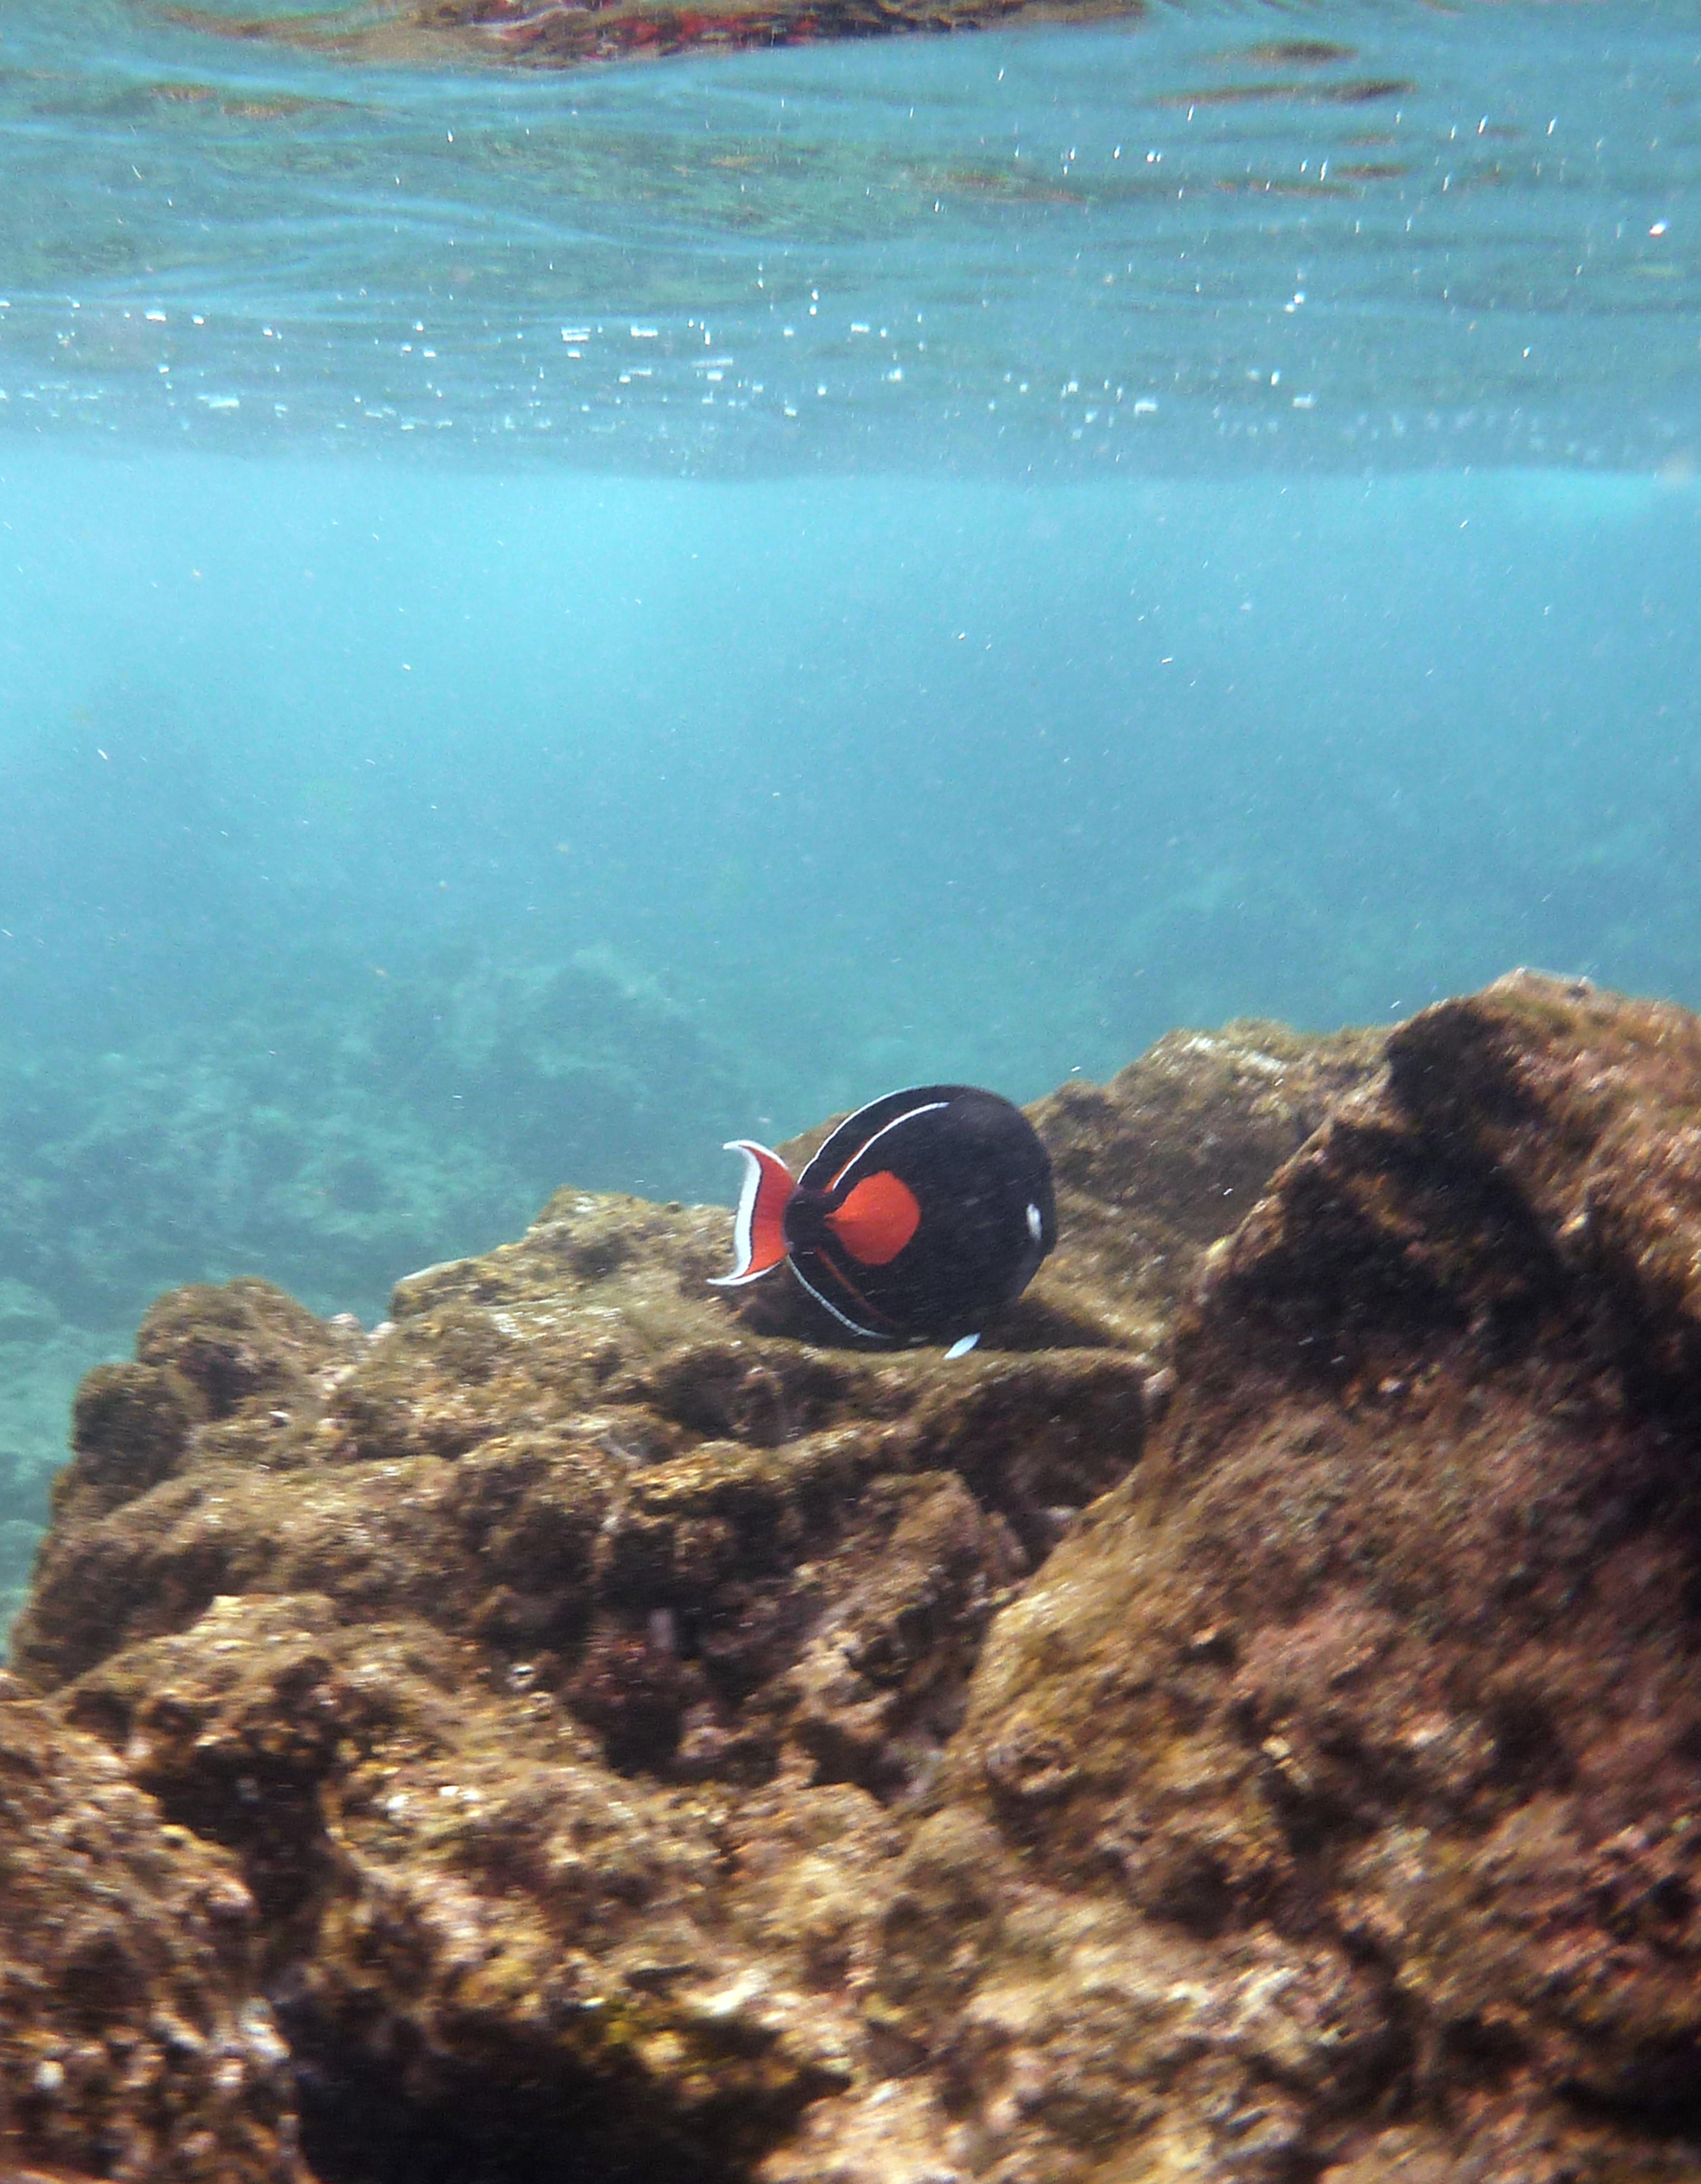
[1,0,1699,472]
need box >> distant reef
[4,973,1701,2182]
[0,941,760,1625]
[0,948,752,1332]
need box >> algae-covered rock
[62,1596,857,2177]
[7,1011,1358,2177]
[829,973,1701,2184]
[0,1687,304,2181]
[27,983,1701,2178]
[1025,1016,1385,1355]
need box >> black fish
[711,1084,1055,1350]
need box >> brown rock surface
[0,1686,304,2182]
[4,1014,1373,2179]
[844,973,1701,2183]
[27,983,1701,2180]
[1025,1017,1385,1356]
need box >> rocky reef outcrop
[819,975,1701,2184]
[6,979,1701,2182]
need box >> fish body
[711,1084,1055,1347]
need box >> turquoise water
[3,0,1700,1610]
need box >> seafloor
[3,971,1700,2181]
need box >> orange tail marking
[709,1141,795,1286]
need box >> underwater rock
[14,1013,1374,1712]
[6,1010,1360,2178]
[0,1687,304,2180]
[824,972,1701,2183]
[1023,1015,1385,1354]
[27,978,1701,2178]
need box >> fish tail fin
[709,1141,795,1286]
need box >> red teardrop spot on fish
[827,1171,921,1266]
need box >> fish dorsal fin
[709,1141,795,1287]
[799,1085,969,1193]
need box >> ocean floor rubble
[4,974,1699,2182]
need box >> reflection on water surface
[0,1,1697,473]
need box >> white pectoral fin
[944,1333,980,1360]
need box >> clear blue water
[2,0,1700,1606]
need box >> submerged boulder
[14,980,1701,2180]
[827,972,1701,2183]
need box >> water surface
[4,0,1699,470]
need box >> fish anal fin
[789,1254,889,1343]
